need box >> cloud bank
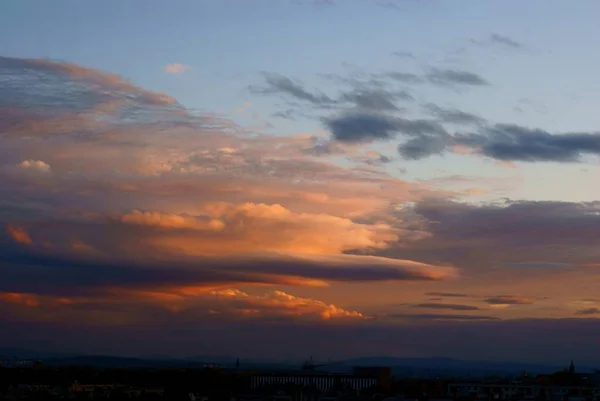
[0,56,457,332]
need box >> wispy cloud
[426,68,490,87]
[490,33,523,49]
[485,296,535,306]
[425,292,469,298]
[391,313,498,321]
[412,303,480,311]
[165,63,191,75]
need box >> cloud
[324,111,447,145]
[120,210,226,232]
[352,150,393,166]
[392,51,415,59]
[575,308,600,316]
[207,289,364,320]
[321,109,452,160]
[250,64,600,165]
[423,104,485,126]
[6,53,597,351]
[398,133,450,160]
[324,112,402,143]
[257,68,600,165]
[337,118,600,163]
[391,313,498,321]
[0,217,453,299]
[15,160,52,175]
[490,33,522,49]
[251,72,413,113]
[372,198,600,281]
[0,57,176,110]
[339,88,411,111]
[426,68,490,86]
[0,286,365,326]
[385,71,423,84]
[119,202,401,255]
[412,303,480,311]
[0,56,456,318]
[249,72,334,106]
[454,124,600,162]
[5,226,32,245]
[165,63,191,75]
[506,262,573,269]
[425,292,469,298]
[485,296,535,305]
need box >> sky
[1,0,600,365]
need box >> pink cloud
[165,63,191,75]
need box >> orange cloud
[0,292,40,307]
[6,225,32,245]
[123,202,399,256]
[121,210,225,232]
[0,287,363,325]
[0,56,460,328]
[208,289,365,320]
[17,159,51,173]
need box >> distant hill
[1,348,596,378]
[321,356,595,377]
[0,347,78,359]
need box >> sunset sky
[1,0,600,364]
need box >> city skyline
[1,0,600,363]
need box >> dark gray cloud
[0,221,445,297]
[490,33,522,49]
[255,69,600,165]
[412,303,480,311]
[455,124,600,162]
[377,121,600,163]
[374,198,600,272]
[485,296,534,305]
[575,308,600,316]
[426,68,490,86]
[324,112,401,143]
[325,111,448,144]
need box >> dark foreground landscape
[1,349,599,401]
